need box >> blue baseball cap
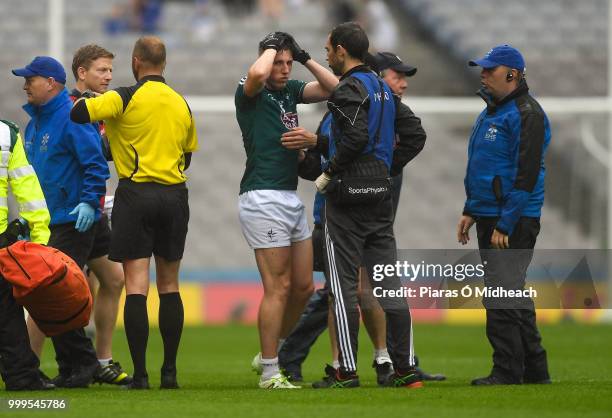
[468,44,525,71]
[12,56,66,84]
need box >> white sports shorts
[238,190,311,249]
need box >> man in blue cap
[12,56,111,388]
[457,45,551,385]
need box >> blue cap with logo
[468,44,525,71]
[12,56,66,84]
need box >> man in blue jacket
[13,56,110,388]
[457,45,551,385]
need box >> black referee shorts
[109,179,189,262]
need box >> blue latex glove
[69,202,95,232]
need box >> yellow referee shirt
[84,75,198,185]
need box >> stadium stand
[395,0,607,96]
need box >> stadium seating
[398,0,607,96]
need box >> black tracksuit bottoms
[476,217,550,383]
[0,277,40,389]
[323,196,415,373]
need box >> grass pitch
[3,322,611,418]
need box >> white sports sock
[260,356,280,380]
[332,360,340,370]
[98,358,112,367]
[374,348,391,363]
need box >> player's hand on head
[260,32,288,52]
[286,35,311,65]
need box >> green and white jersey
[235,77,306,195]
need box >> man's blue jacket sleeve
[66,122,110,210]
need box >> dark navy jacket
[23,88,109,226]
[463,81,551,235]
[301,71,426,223]
[327,66,396,175]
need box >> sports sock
[374,348,391,362]
[98,358,112,367]
[260,356,280,380]
[124,294,149,379]
[332,360,340,370]
[159,292,184,374]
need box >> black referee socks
[159,292,184,374]
[125,294,149,379]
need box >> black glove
[0,218,27,248]
[288,36,311,65]
[259,32,287,52]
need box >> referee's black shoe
[160,366,179,389]
[384,369,423,388]
[312,365,360,389]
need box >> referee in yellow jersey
[70,36,198,390]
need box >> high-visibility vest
[0,120,50,244]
